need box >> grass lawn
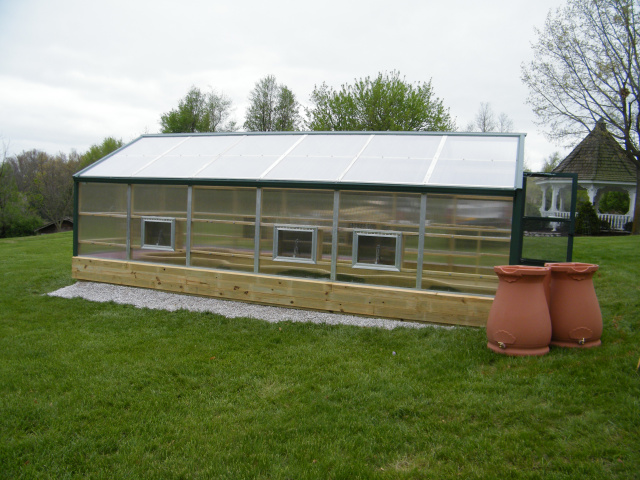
[1,232,639,479]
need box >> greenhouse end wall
[76,182,512,297]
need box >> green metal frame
[73,131,529,288]
[514,172,579,266]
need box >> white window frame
[141,216,176,251]
[273,225,318,264]
[352,230,402,271]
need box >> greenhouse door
[515,172,578,266]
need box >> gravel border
[48,282,448,330]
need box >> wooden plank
[71,257,492,326]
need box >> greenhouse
[72,131,576,326]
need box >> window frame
[141,216,176,251]
[352,229,403,271]
[272,224,319,264]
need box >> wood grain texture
[72,257,492,327]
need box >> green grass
[1,232,639,479]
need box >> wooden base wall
[71,257,493,327]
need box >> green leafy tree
[80,136,124,170]
[160,86,237,133]
[0,146,42,238]
[598,190,630,213]
[274,86,301,131]
[521,0,640,234]
[306,71,456,132]
[244,76,301,131]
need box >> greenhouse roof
[76,132,525,189]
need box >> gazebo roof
[553,120,635,182]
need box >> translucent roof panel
[167,135,244,156]
[428,159,517,187]
[342,135,442,184]
[264,156,354,182]
[135,155,219,178]
[438,136,519,162]
[77,133,524,189]
[430,136,519,188]
[223,135,300,156]
[360,134,442,159]
[80,137,188,177]
[195,155,279,179]
[288,134,368,157]
[342,156,433,184]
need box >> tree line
[0,137,123,238]
[2,71,494,239]
[159,71,461,134]
[4,0,637,237]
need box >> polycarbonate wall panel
[260,189,334,279]
[337,191,421,288]
[77,182,128,259]
[131,184,188,265]
[421,194,512,294]
[77,215,127,259]
[78,182,128,213]
[191,187,256,272]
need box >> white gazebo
[548,120,636,230]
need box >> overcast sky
[0,0,571,170]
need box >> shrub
[575,200,606,235]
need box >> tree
[160,86,237,133]
[598,190,630,212]
[521,0,640,234]
[30,153,79,231]
[466,102,514,132]
[306,71,456,132]
[274,86,301,131]
[497,112,515,133]
[542,151,563,172]
[6,150,79,232]
[80,136,124,170]
[0,144,41,238]
[244,75,301,131]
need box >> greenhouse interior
[72,131,568,326]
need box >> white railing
[598,213,631,230]
[543,210,630,230]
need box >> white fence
[550,211,630,230]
